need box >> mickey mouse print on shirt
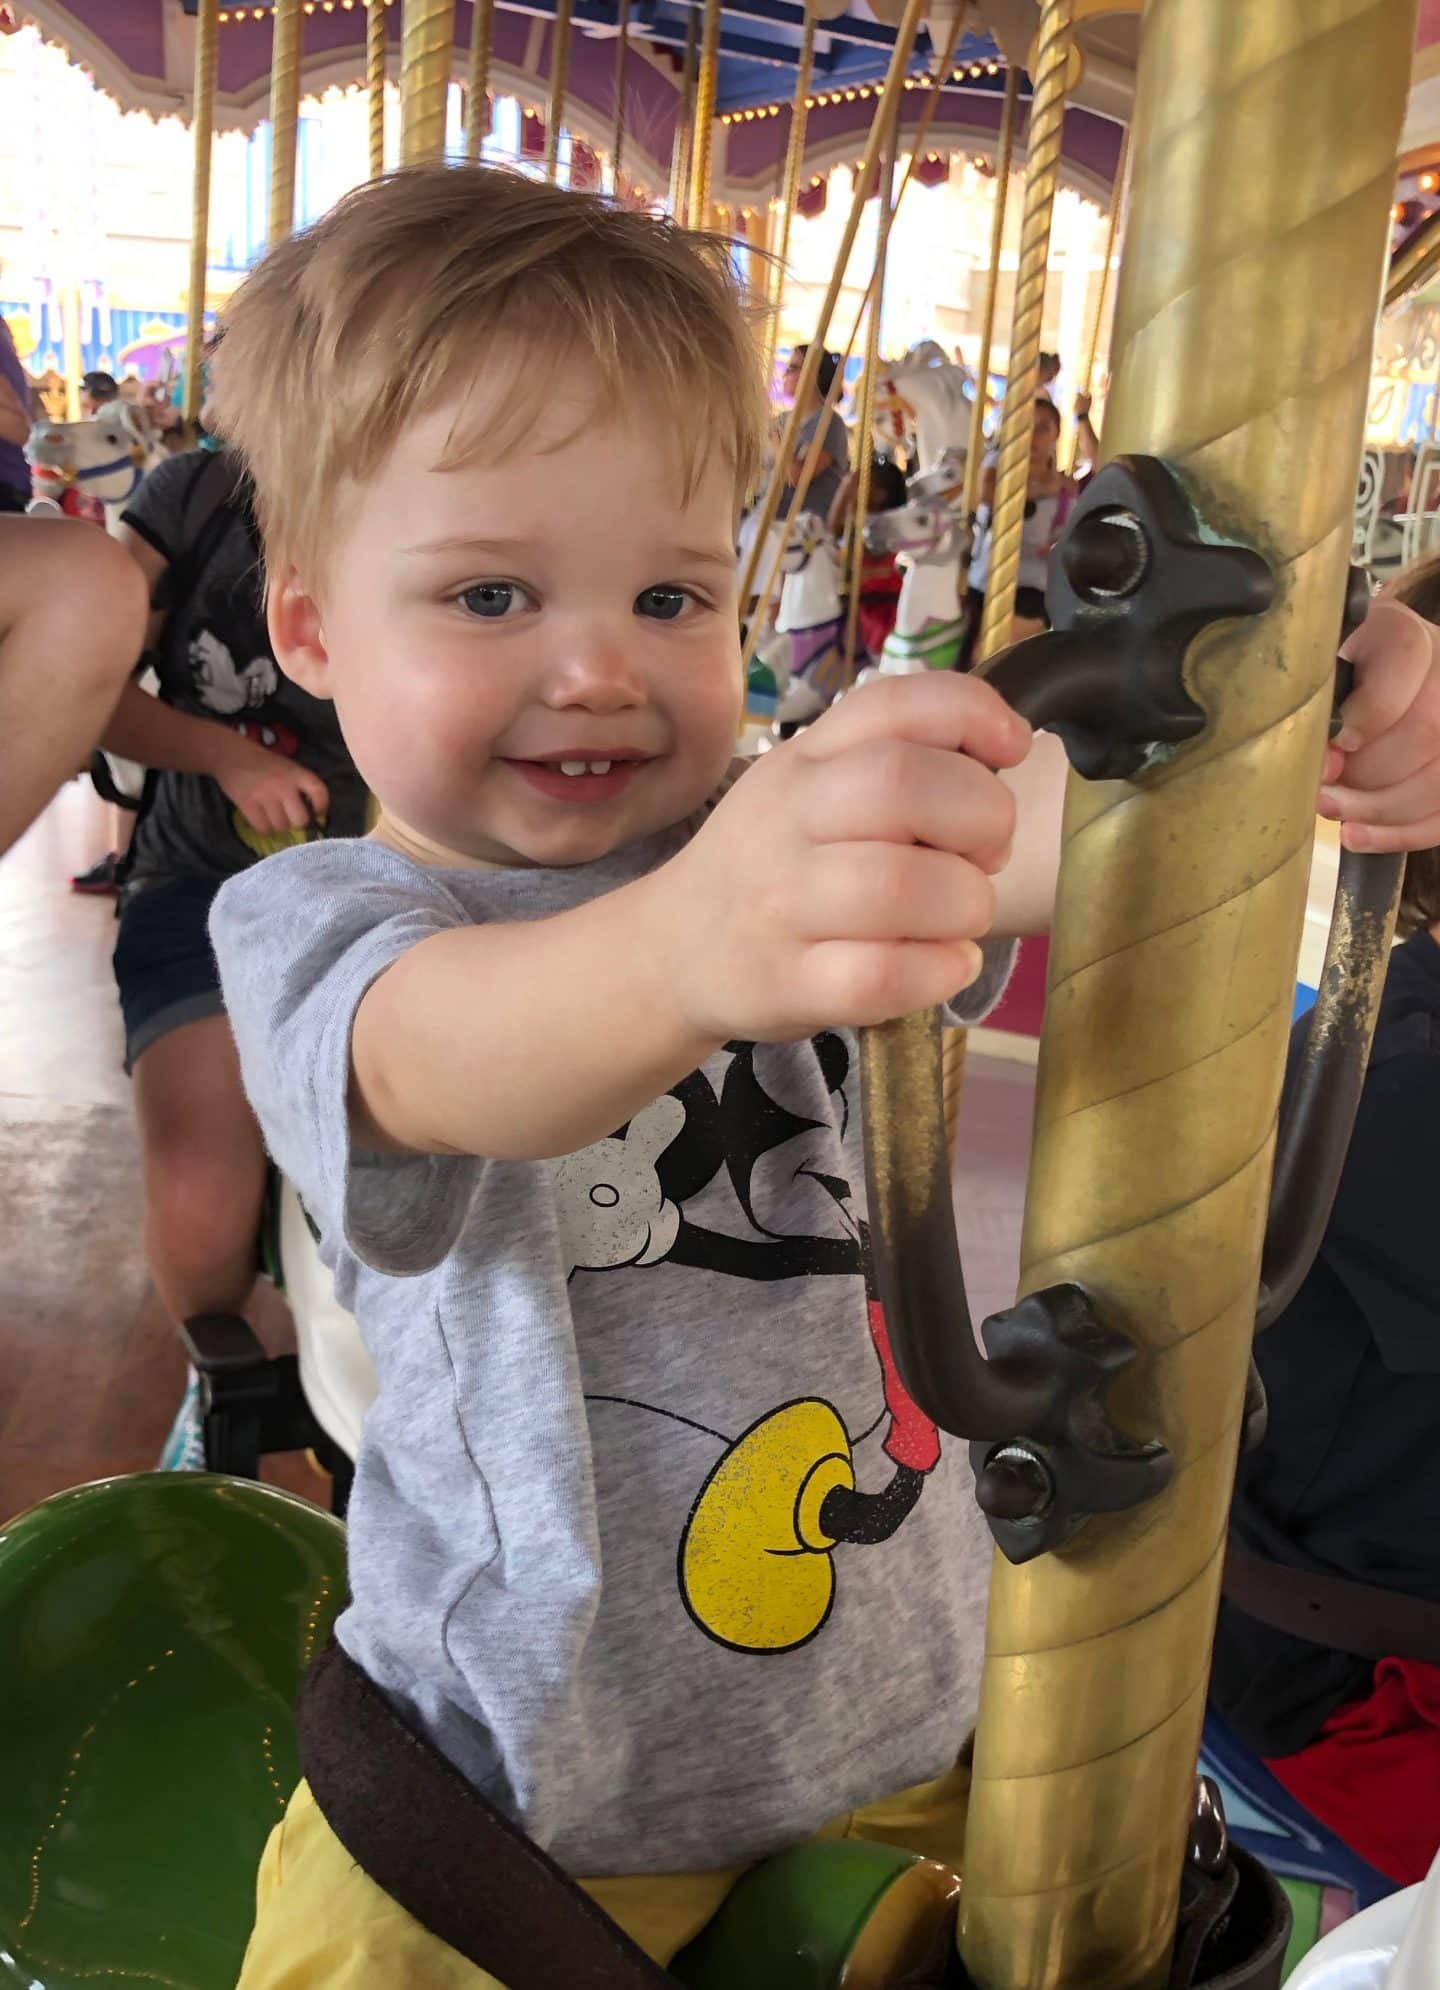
[549,1036,943,1659]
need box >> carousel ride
[3,2,1440,1988]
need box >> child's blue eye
[459,582,525,619]
[636,585,689,621]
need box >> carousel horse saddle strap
[297,1638,679,1990]
[1224,1540,1440,1667]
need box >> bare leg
[132,1014,267,1322]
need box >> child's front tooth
[559,760,588,776]
[589,761,612,775]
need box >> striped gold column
[610,0,631,189]
[668,3,700,219]
[400,0,456,166]
[960,65,1019,522]
[975,0,1073,663]
[464,0,494,162]
[843,105,900,677]
[367,0,388,177]
[545,0,573,181]
[687,0,723,228]
[183,0,218,427]
[958,4,1417,1986]
[1068,118,1128,471]
[267,0,304,245]
[766,5,817,369]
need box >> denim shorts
[113,877,226,1071]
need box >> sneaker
[70,851,121,895]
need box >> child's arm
[353,673,1029,1164]
[0,518,147,857]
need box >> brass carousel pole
[182,0,218,428]
[668,3,700,219]
[960,64,1019,523]
[688,0,723,228]
[737,0,926,613]
[958,4,1416,1985]
[267,0,304,245]
[1067,118,1129,472]
[975,0,1073,662]
[400,0,456,166]
[843,106,900,678]
[367,0,388,177]
[545,0,574,182]
[1386,206,1440,308]
[765,5,817,373]
[610,0,631,192]
[465,0,494,161]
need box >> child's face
[281,371,744,869]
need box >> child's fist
[1320,596,1440,852]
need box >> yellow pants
[237,1753,971,1989]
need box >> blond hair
[211,163,767,580]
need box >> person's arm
[353,672,1030,1163]
[0,372,28,451]
[0,519,147,858]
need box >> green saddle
[0,1473,958,1990]
[0,1473,346,1990]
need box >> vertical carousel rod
[688,0,723,228]
[959,64,1020,523]
[843,106,900,678]
[958,3,1417,1985]
[976,0,1073,664]
[610,0,631,191]
[465,0,495,162]
[367,0,388,177]
[765,5,817,374]
[1068,118,1129,472]
[736,0,926,613]
[545,0,574,181]
[183,0,219,427]
[400,0,456,167]
[668,2,700,219]
[267,0,304,245]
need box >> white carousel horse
[25,404,152,533]
[749,509,848,732]
[865,475,972,677]
[876,340,972,477]
[1287,1843,1440,1988]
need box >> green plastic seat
[0,1472,346,1990]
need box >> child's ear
[267,564,332,698]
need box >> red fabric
[866,1300,941,1473]
[857,591,899,660]
[1265,1658,1440,1885]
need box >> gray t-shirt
[778,408,850,527]
[211,806,1007,1876]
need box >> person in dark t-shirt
[777,343,850,526]
[97,443,366,1333]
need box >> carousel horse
[25,403,152,531]
[750,509,847,733]
[876,340,972,477]
[865,475,971,677]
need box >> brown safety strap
[297,1639,678,1990]
[1224,1541,1440,1669]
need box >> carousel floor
[0,782,1035,1522]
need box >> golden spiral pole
[400,0,456,167]
[545,0,573,182]
[975,0,1073,664]
[959,65,1019,523]
[183,0,218,428]
[668,3,700,219]
[687,0,723,228]
[367,0,388,177]
[957,4,1416,1985]
[1386,207,1440,308]
[465,0,494,162]
[737,0,926,617]
[843,111,900,680]
[267,0,304,245]
[1067,118,1129,472]
[610,0,631,191]
[764,5,817,375]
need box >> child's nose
[543,635,646,710]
